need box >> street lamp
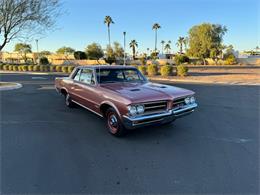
[123,31,126,66]
[35,39,39,64]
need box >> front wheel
[106,108,126,137]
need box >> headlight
[128,106,137,116]
[190,96,196,104]
[184,97,191,104]
[136,105,145,114]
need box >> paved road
[0,73,259,194]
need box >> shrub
[68,66,75,73]
[74,51,87,60]
[13,66,19,71]
[138,65,147,75]
[174,55,189,65]
[33,65,40,71]
[39,57,49,65]
[176,65,188,77]
[50,65,56,72]
[160,65,173,76]
[3,65,9,70]
[147,64,158,76]
[61,66,68,73]
[40,65,45,72]
[18,66,23,71]
[55,66,62,72]
[22,65,28,71]
[224,54,236,65]
[28,65,34,71]
[8,65,14,71]
[0,64,4,70]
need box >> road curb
[0,70,68,76]
[149,77,260,86]
[0,82,23,91]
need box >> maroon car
[55,65,197,136]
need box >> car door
[72,68,99,112]
[69,68,82,102]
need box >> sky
[3,0,260,53]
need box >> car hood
[100,82,194,103]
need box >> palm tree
[164,43,171,54]
[176,37,185,54]
[129,40,138,60]
[104,16,114,46]
[161,40,165,55]
[183,37,189,51]
[152,23,161,52]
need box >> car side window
[79,69,95,85]
[73,69,81,81]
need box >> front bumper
[122,103,198,129]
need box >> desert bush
[39,57,49,65]
[3,65,9,70]
[33,65,40,71]
[61,66,68,73]
[174,55,189,65]
[160,65,173,76]
[22,65,28,71]
[138,65,147,75]
[176,65,188,77]
[8,65,14,71]
[224,54,236,65]
[55,66,62,72]
[147,64,158,76]
[68,66,75,73]
[12,65,18,71]
[50,65,56,72]
[28,65,34,71]
[18,66,23,71]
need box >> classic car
[55,65,198,136]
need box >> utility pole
[123,31,126,66]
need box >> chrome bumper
[122,103,198,129]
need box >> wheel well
[60,88,67,96]
[100,104,113,117]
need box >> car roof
[77,65,137,70]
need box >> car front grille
[172,97,186,110]
[144,101,168,115]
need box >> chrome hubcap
[109,115,118,127]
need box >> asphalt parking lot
[0,73,259,194]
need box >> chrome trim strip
[71,100,103,118]
[123,110,172,122]
[123,103,198,122]
[172,103,198,114]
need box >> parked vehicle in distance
[55,65,198,136]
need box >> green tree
[85,43,104,60]
[187,23,227,65]
[74,51,87,60]
[113,42,124,58]
[40,51,52,56]
[14,43,32,62]
[164,43,171,54]
[56,46,75,55]
[161,40,165,54]
[152,23,161,52]
[104,16,114,46]
[105,45,116,65]
[129,40,138,60]
[176,37,185,54]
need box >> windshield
[96,68,147,84]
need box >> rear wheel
[65,93,74,108]
[106,108,126,137]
